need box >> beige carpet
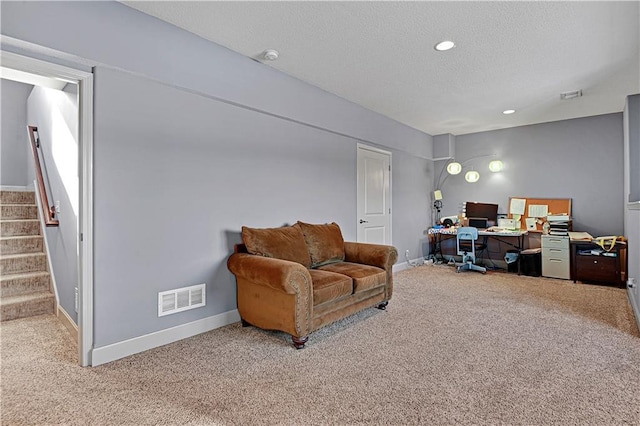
[2,265,639,425]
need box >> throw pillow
[241,224,312,267]
[297,221,345,267]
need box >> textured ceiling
[121,1,640,136]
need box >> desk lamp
[433,190,443,223]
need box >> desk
[427,228,529,272]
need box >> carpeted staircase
[0,190,55,321]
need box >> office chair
[456,227,487,274]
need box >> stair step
[0,219,41,237]
[0,253,47,275]
[0,235,44,255]
[1,272,51,297]
[0,204,38,220]
[0,291,55,321]
[0,190,36,205]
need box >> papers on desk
[485,226,525,234]
[569,231,593,241]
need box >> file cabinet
[542,235,570,279]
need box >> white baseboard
[393,258,427,273]
[393,261,409,273]
[0,185,33,191]
[91,309,241,366]
[57,304,78,344]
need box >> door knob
[359,219,368,224]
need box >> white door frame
[356,143,392,244]
[1,50,94,367]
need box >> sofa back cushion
[241,224,312,267]
[297,221,345,268]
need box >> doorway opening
[0,50,93,366]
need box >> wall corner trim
[628,289,640,336]
[90,309,241,366]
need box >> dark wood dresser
[570,240,627,288]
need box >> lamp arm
[434,158,454,191]
[458,153,496,168]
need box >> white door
[357,144,391,244]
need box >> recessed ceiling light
[503,109,516,115]
[434,41,455,51]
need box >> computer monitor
[468,217,488,229]
[465,202,499,226]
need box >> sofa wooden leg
[241,319,251,327]
[377,301,389,310]
[292,335,308,349]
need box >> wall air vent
[560,90,582,100]
[158,283,206,317]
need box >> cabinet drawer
[575,255,616,283]
[542,236,569,250]
[542,247,569,260]
[542,256,570,280]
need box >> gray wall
[1,1,433,348]
[26,85,79,323]
[0,79,32,186]
[437,114,624,237]
[0,1,431,160]
[92,66,432,346]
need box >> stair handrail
[27,126,59,227]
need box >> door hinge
[80,233,83,242]
[389,208,391,214]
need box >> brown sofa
[227,221,398,348]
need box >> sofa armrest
[228,253,314,338]
[343,242,398,271]
[344,242,398,302]
[227,253,312,295]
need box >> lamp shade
[465,170,480,183]
[446,162,462,175]
[489,160,504,172]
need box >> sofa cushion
[317,262,386,293]
[241,224,312,267]
[297,221,345,267]
[308,270,353,306]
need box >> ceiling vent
[158,283,205,317]
[560,90,583,100]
